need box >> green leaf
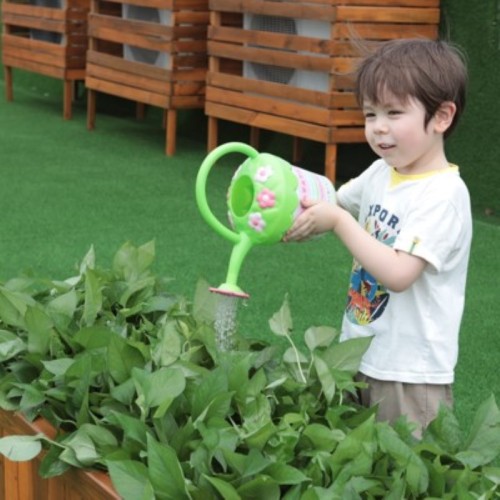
[106,459,155,500]
[152,322,182,367]
[74,326,115,350]
[0,329,25,362]
[132,366,185,413]
[83,268,103,326]
[321,336,373,372]
[41,358,75,376]
[269,295,293,338]
[302,423,344,452]
[46,289,78,331]
[107,411,150,449]
[0,434,43,461]
[423,403,462,454]
[18,383,46,411]
[108,334,145,384]
[457,394,500,468]
[204,475,240,500]
[313,355,336,404]
[147,434,191,499]
[59,429,100,467]
[377,422,429,494]
[112,241,155,281]
[0,287,34,328]
[191,367,229,421]
[25,305,53,355]
[263,462,310,485]
[237,475,280,499]
[304,326,338,352]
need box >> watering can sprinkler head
[195,142,336,298]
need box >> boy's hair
[355,38,468,137]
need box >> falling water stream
[214,294,241,351]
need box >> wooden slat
[208,41,332,73]
[333,22,439,40]
[206,100,330,142]
[209,0,438,8]
[337,5,440,24]
[2,3,66,21]
[86,75,171,106]
[86,61,173,95]
[209,0,335,21]
[208,25,333,54]
[207,86,330,125]
[207,70,332,107]
[86,49,170,79]
[102,0,207,9]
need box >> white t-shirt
[337,159,472,384]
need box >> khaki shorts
[355,373,453,437]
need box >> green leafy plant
[0,241,499,499]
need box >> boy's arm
[284,200,426,292]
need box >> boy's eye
[364,112,375,119]
[388,110,403,116]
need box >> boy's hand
[284,198,338,242]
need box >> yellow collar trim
[390,164,459,188]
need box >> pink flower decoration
[248,212,266,232]
[254,166,273,183]
[257,188,276,208]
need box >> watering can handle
[195,142,259,244]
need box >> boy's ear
[433,101,457,134]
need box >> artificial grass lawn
[0,77,499,435]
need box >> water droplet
[214,295,240,351]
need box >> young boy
[285,38,471,435]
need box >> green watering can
[195,142,336,298]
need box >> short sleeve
[393,182,470,272]
[337,160,387,218]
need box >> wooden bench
[206,0,440,182]
[85,0,209,156]
[1,0,90,119]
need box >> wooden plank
[206,100,330,142]
[336,6,440,24]
[86,49,170,79]
[176,10,210,24]
[208,0,438,8]
[85,75,171,106]
[207,86,331,125]
[209,0,335,21]
[2,13,66,33]
[101,0,207,9]
[332,0,439,6]
[333,22,439,40]
[3,36,66,66]
[329,127,366,143]
[3,57,63,80]
[208,86,362,126]
[208,25,332,55]
[208,41,332,72]
[2,3,66,21]
[207,70,332,107]
[86,61,173,95]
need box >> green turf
[1,79,499,435]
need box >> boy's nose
[373,118,389,134]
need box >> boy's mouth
[378,143,395,150]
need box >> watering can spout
[210,233,252,298]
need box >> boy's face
[362,92,444,173]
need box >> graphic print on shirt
[346,205,400,325]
